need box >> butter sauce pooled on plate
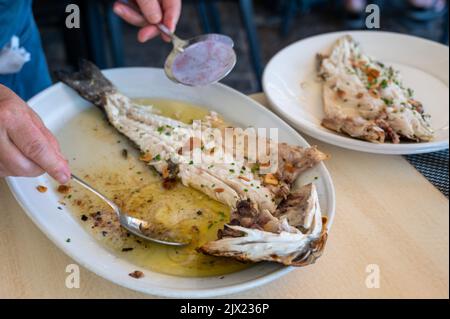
[56,99,249,277]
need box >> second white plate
[263,31,449,154]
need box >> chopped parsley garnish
[345,67,355,75]
[251,163,260,174]
[382,98,393,106]
[380,79,388,89]
[387,67,395,80]
[157,126,164,134]
[153,154,161,161]
[229,169,235,173]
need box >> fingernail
[56,172,70,184]
[141,33,153,43]
[138,34,146,43]
[148,13,162,24]
[113,5,123,15]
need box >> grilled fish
[318,35,434,143]
[57,61,329,266]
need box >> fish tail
[56,60,115,107]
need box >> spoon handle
[70,174,120,215]
[156,23,187,49]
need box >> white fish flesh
[318,35,434,143]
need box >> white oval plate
[263,31,449,154]
[6,68,335,298]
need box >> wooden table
[0,94,448,299]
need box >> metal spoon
[156,24,237,86]
[70,174,189,246]
[116,0,236,86]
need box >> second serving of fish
[317,35,433,144]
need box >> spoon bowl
[158,24,237,87]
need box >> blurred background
[34,0,449,94]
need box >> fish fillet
[317,35,434,143]
[57,61,329,266]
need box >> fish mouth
[57,60,330,267]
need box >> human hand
[113,0,182,43]
[0,85,70,184]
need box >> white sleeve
[0,36,31,74]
